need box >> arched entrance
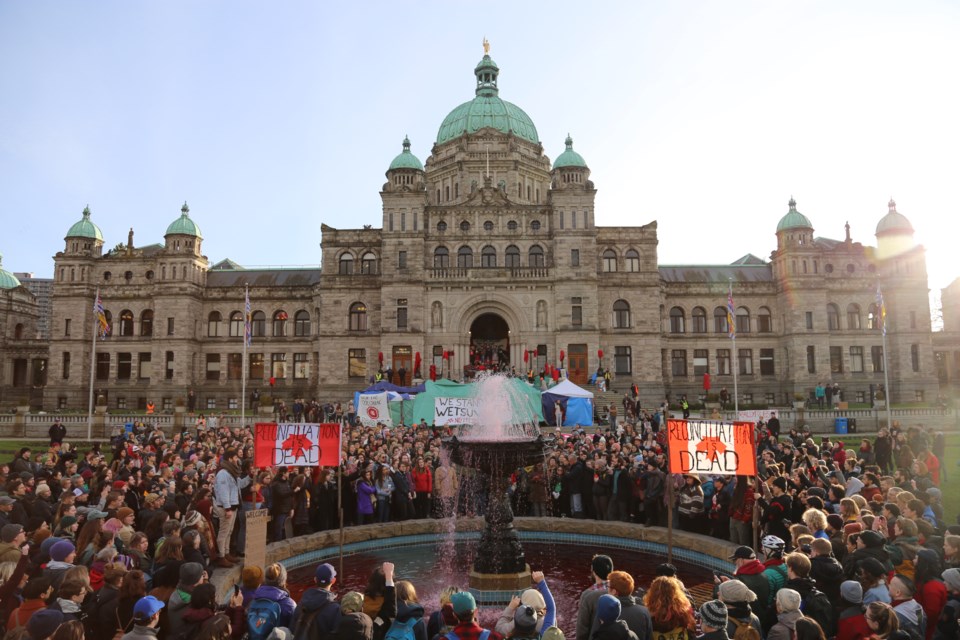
[468,313,510,376]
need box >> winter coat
[809,554,844,602]
[784,577,834,638]
[411,468,432,493]
[733,560,771,622]
[677,484,705,518]
[291,586,340,639]
[843,546,893,579]
[836,606,871,640]
[249,584,297,629]
[0,542,21,564]
[356,480,376,516]
[891,598,926,640]
[591,620,639,640]
[767,609,802,640]
[395,600,427,640]
[122,624,161,640]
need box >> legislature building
[0,49,949,413]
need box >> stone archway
[469,313,510,373]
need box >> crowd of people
[0,401,953,640]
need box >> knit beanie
[513,605,539,633]
[700,600,728,630]
[840,580,863,604]
[50,540,75,562]
[596,594,621,624]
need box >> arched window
[867,303,880,330]
[457,246,473,268]
[714,307,729,333]
[140,310,154,337]
[602,249,618,272]
[207,311,222,337]
[338,253,354,275]
[529,245,544,267]
[505,245,521,268]
[273,310,288,337]
[758,307,772,333]
[118,310,134,337]
[13,324,23,339]
[691,307,707,333]
[349,302,367,331]
[229,311,243,337]
[251,311,266,337]
[614,300,631,328]
[669,307,685,333]
[625,249,640,272]
[736,307,751,334]
[827,303,840,331]
[433,246,450,268]
[481,245,497,268]
[360,252,377,275]
[294,310,310,336]
[847,303,861,330]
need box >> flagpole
[87,289,99,441]
[879,284,893,432]
[729,279,740,419]
[242,283,249,430]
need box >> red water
[287,542,715,636]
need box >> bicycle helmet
[762,535,786,553]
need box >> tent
[411,378,544,426]
[541,379,594,426]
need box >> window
[208,311,222,337]
[287,310,307,337]
[847,304,862,330]
[736,307,751,334]
[62,352,70,379]
[717,349,731,375]
[505,246,520,268]
[850,346,864,372]
[671,350,687,377]
[738,349,753,375]
[398,250,407,269]
[760,349,775,375]
[571,211,577,228]
[228,398,238,410]
[457,246,473,268]
[361,252,377,274]
[805,311,814,330]
[460,220,470,232]
[806,346,816,373]
[691,307,707,333]
[602,249,617,272]
[615,346,632,375]
[867,304,880,330]
[830,346,843,373]
[140,310,153,336]
[228,354,243,379]
[437,220,447,232]
[693,349,708,376]
[167,317,175,336]
[871,346,884,372]
[911,344,920,372]
[625,249,640,272]
[613,300,631,328]
[528,245,544,267]
[118,310,134,337]
[758,307,772,333]
[95,353,110,379]
[271,353,286,379]
[65,318,71,337]
[349,349,366,378]
[137,352,151,379]
[206,354,221,381]
[572,297,583,327]
[530,220,541,232]
[117,353,132,379]
[104,271,112,281]
[349,302,367,331]
[294,353,310,379]
[714,307,729,334]
[338,253,354,275]
[397,305,408,329]
[165,351,174,379]
[484,220,494,231]
[433,247,449,268]
[251,311,266,337]
[910,311,917,329]
[507,220,517,231]
[272,311,287,337]
[249,353,264,379]
[229,312,243,337]
[669,307,685,333]
[481,245,497,268]
[571,249,580,267]
[827,304,840,331]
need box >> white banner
[434,396,481,426]
[358,392,392,427]
[736,410,764,425]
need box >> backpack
[293,602,334,640]
[384,617,419,640]
[799,589,834,639]
[247,597,283,640]
[731,618,761,640]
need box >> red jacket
[411,467,433,493]
[836,611,871,640]
[916,579,947,640]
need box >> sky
[2,2,959,300]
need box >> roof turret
[776,197,813,232]
[553,134,588,169]
[0,253,21,289]
[165,202,203,238]
[875,198,914,236]
[65,206,104,241]
[388,136,424,172]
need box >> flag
[876,286,887,335]
[253,422,340,467]
[93,292,109,338]
[244,288,252,346]
[667,419,756,476]
[726,287,736,339]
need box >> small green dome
[165,202,203,238]
[553,135,587,169]
[436,54,539,145]
[0,254,21,289]
[66,206,103,241]
[388,136,424,171]
[776,198,813,232]
[876,198,914,236]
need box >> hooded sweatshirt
[734,560,771,621]
[291,586,340,639]
[891,598,925,638]
[395,600,427,640]
[767,609,802,640]
[250,584,297,629]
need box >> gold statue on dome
[483,37,490,55]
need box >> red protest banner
[254,422,342,468]
[667,419,756,476]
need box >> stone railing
[429,266,550,280]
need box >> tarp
[542,379,594,427]
[411,378,544,426]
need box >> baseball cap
[133,595,165,620]
[451,592,477,616]
[315,563,336,584]
[729,545,757,560]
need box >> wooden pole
[667,473,674,566]
[338,464,344,580]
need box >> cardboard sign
[253,422,341,467]
[244,509,270,570]
[667,419,756,476]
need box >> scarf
[220,458,242,479]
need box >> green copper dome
[436,54,539,145]
[165,202,203,238]
[0,254,21,290]
[66,206,103,241]
[553,135,587,169]
[876,198,914,236]
[388,136,424,171]
[776,198,813,232]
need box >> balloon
[598,349,604,359]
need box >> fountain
[442,374,547,591]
